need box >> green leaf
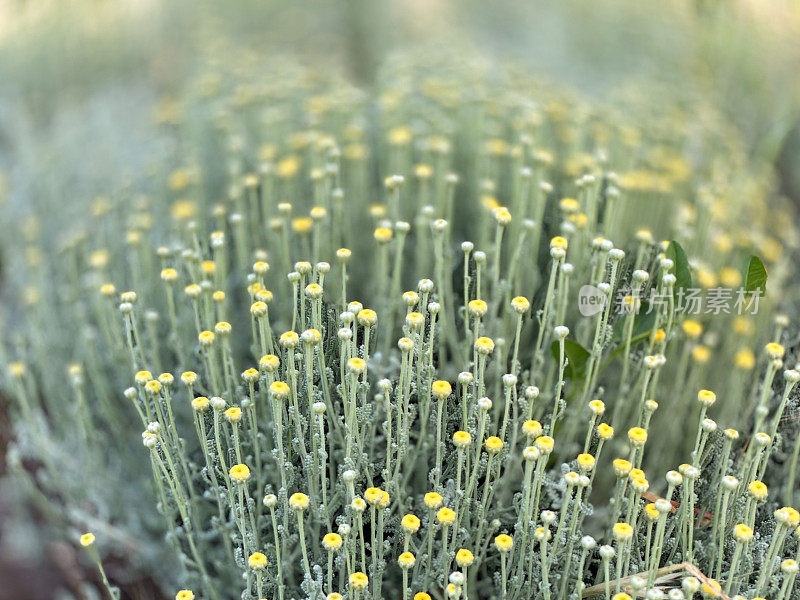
[665,240,692,295]
[550,339,590,380]
[743,255,768,296]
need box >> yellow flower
[280,331,300,348]
[100,283,117,297]
[290,492,310,511]
[248,552,268,570]
[692,345,710,363]
[79,533,95,547]
[357,309,378,327]
[350,572,369,590]
[337,248,352,261]
[398,551,416,568]
[181,371,198,386]
[510,296,530,314]
[191,396,210,412]
[588,400,605,415]
[485,436,504,454]
[627,427,648,446]
[347,358,367,375]
[171,200,197,220]
[697,389,716,407]
[597,423,614,440]
[270,381,291,400]
[486,138,509,155]
[495,207,512,226]
[613,459,632,477]
[414,163,433,179]
[535,436,554,454]
[612,522,633,542]
[276,155,301,178]
[719,267,741,287]
[766,342,785,359]
[322,533,343,551]
[230,464,251,484]
[777,507,800,527]
[224,407,242,423]
[251,301,268,317]
[374,227,393,244]
[432,380,452,399]
[734,348,756,370]
[732,316,754,336]
[644,503,659,522]
[522,420,543,438]
[424,492,443,509]
[748,481,768,501]
[468,299,488,317]
[259,355,280,372]
[455,548,474,567]
[700,579,722,598]
[135,370,153,385]
[388,126,412,146]
[682,320,703,339]
[474,336,495,355]
[364,487,385,506]
[437,507,456,525]
[201,260,216,275]
[559,198,580,213]
[577,454,595,471]
[292,217,314,235]
[629,468,645,482]
[453,431,472,448]
[401,514,421,534]
[185,284,202,298]
[494,534,513,552]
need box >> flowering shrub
[3,52,800,600]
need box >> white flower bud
[580,535,596,550]
[609,249,625,262]
[540,510,556,525]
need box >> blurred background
[1,0,799,597]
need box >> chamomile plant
[3,49,800,600]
